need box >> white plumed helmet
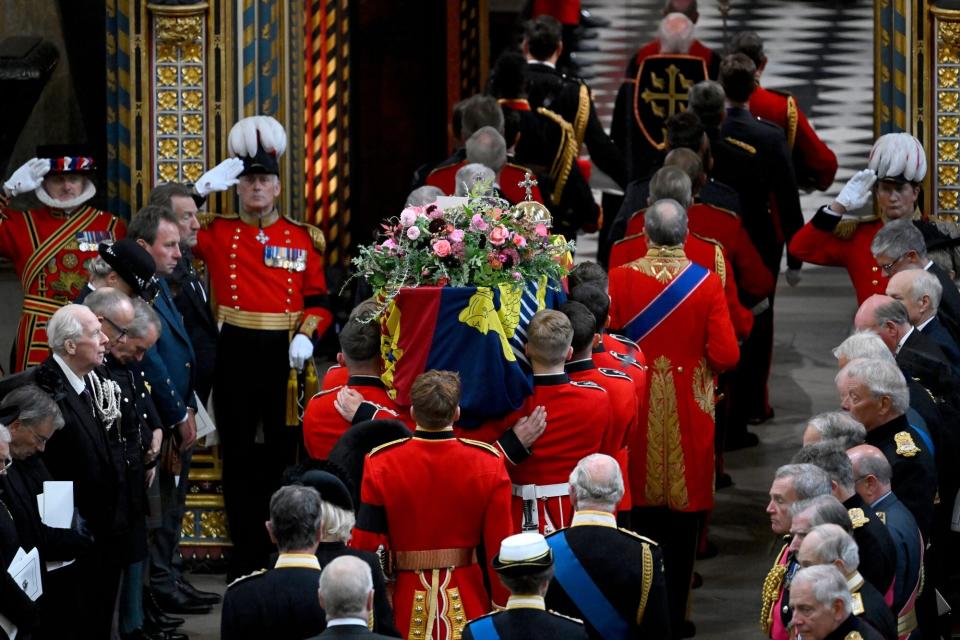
[227,116,287,176]
[867,132,926,183]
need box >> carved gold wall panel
[931,6,960,219]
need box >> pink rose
[406,226,421,240]
[399,207,419,227]
[470,214,488,231]
[512,271,523,281]
[380,238,397,251]
[511,234,527,248]
[488,225,509,246]
[449,229,465,242]
[432,239,452,257]
[534,223,549,237]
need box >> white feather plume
[867,133,926,182]
[227,116,287,158]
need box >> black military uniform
[525,61,625,188]
[822,613,885,640]
[545,510,670,639]
[848,571,896,640]
[842,495,896,597]
[864,415,937,539]
[220,554,326,640]
[167,251,218,403]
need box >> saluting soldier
[544,454,669,639]
[0,145,126,372]
[190,115,334,579]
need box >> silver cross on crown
[518,172,538,202]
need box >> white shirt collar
[527,58,556,69]
[326,618,369,627]
[846,571,865,592]
[52,353,87,395]
[895,326,914,354]
[924,260,934,271]
[507,595,545,610]
[917,315,936,331]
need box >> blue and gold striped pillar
[875,0,913,136]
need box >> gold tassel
[303,359,320,399]
[286,368,299,426]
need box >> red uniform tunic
[0,204,126,371]
[531,0,580,25]
[626,203,775,300]
[749,86,838,191]
[610,231,755,338]
[351,430,514,640]
[594,332,649,415]
[608,247,740,512]
[787,207,886,305]
[320,363,348,390]
[425,161,544,205]
[566,358,638,510]
[303,375,413,460]
[194,213,332,335]
[463,374,613,534]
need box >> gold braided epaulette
[760,547,788,635]
[284,215,326,253]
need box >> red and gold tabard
[787,208,886,305]
[750,85,838,192]
[608,246,740,513]
[351,429,514,640]
[193,211,332,337]
[0,203,126,371]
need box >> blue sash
[547,531,630,638]
[622,262,709,343]
[469,615,501,640]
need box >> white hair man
[886,268,960,366]
[797,524,896,639]
[802,412,866,448]
[835,358,936,538]
[544,454,669,638]
[789,565,885,640]
[308,555,397,639]
[454,162,497,197]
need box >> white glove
[834,169,876,212]
[785,268,802,287]
[194,157,245,196]
[3,158,50,197]
[289,333,314,371]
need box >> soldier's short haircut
[454,163,497,197]
[730,31,766,69]
[832,330,894,363]
[792,442,855,494]
[466,126,508,174]
[86,255,115,280]
[649,167,693,209]
[568,262,608,292]
[1,385,64,431]
[806,412,866,449]
[569,453,624,509]
[147,182,194,209]
[406,186,445,207]
[527,309,574,366]
[873,299,910,328]
[687,81,726,130]
[664,148,703,187]
[870,219,927,260]
[791,565,853,615]
[569,284,610,331]
[805,524,860,571]
[560,301,597,352]
[790,495,851,532]
[269,484,323,552]
[319,556,374,620]
[666,111,706,153]
[460,95,505,139]
[128,205,179,245]
[524,15,562,60]
[908,269,943,310]
[836,358,910,415]
[500,567,555,597]
[719,53,757,103]
[127,298,162,340]
[84,287,133,322]
[774,463,832,500]
[338,317,381,363]
[645,198,688,246]
[410,370,461,428]
[855,450,893,485]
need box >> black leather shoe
[177,578,222,605]
[144,592,185,630]
[152,589,213,615]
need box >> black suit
[315,542,399,637]
[841,495,896,603]
[919,315,960,372]
[221,561,326,640]
[928,262,960,342]
[0,493,40,640]
[307,623,398,640]
[167,252,218,403]
[526,61,625,188]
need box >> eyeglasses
[26,425,50,447]
[99,315,130,340]
[878,253,908,274]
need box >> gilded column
[931,6,960,221]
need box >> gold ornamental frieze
[932,7,960,218]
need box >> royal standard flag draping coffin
[379,277,565,424]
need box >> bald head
[886,269,941,325]
[569,453,624,512]
[853,294,909,352]
[659,13,695,54]
[846,444,893,504]
[664,148,704,195]
[645,198,688,246]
